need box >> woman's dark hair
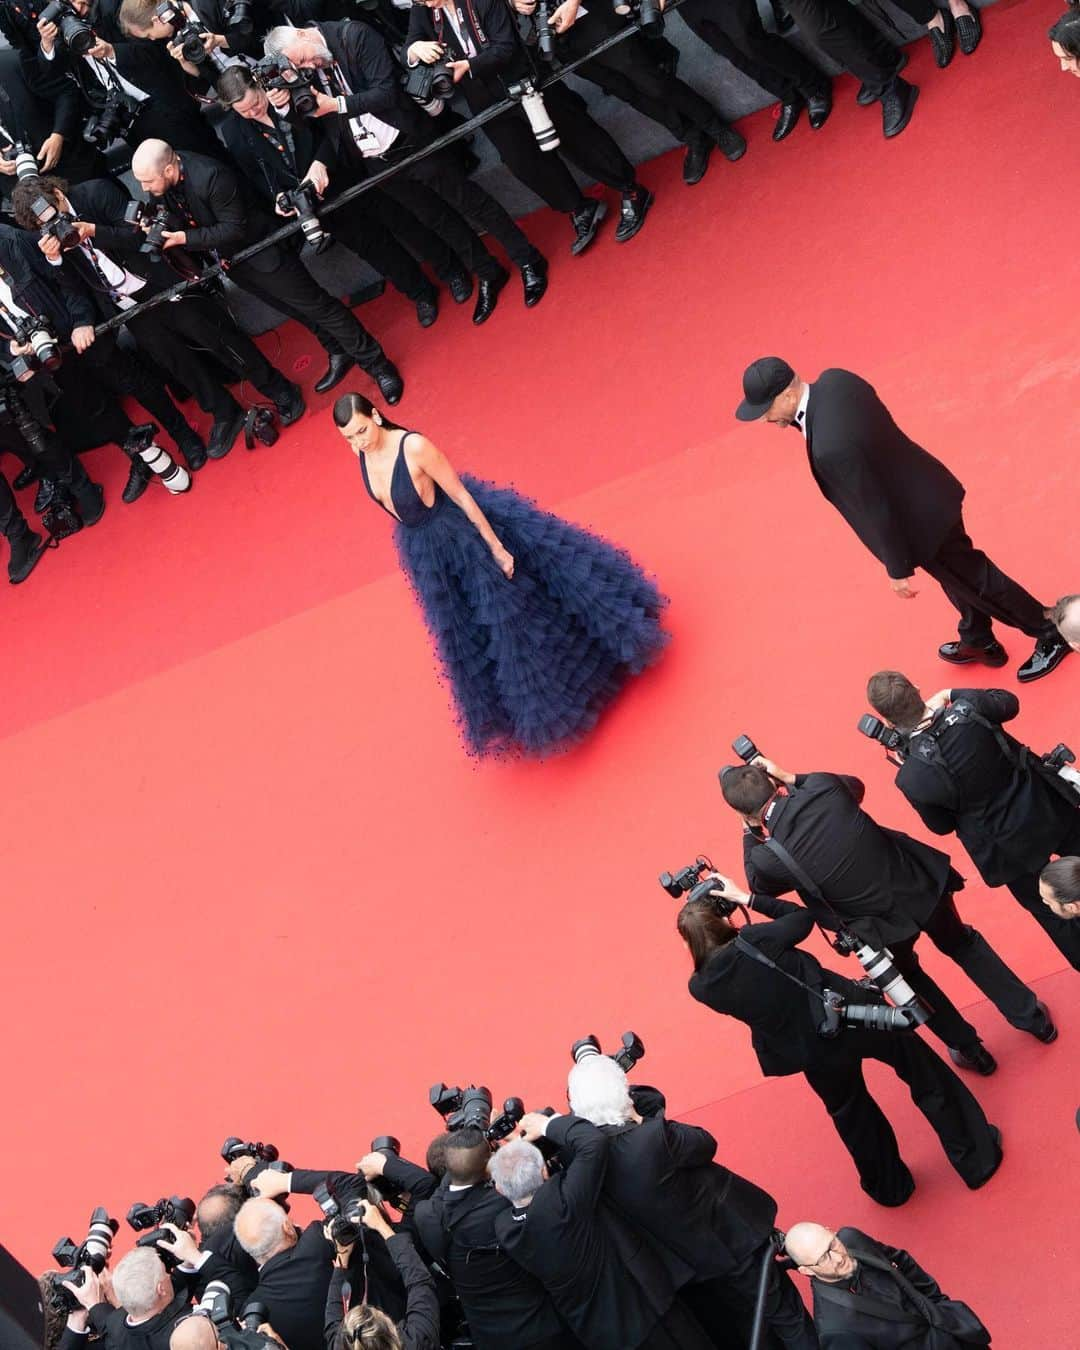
[1049,9,1080,56]
[677,898,736,972]
[332,392,405,433]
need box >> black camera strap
[732,933,831,1010]
[759,835,852,936]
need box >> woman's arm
[409,435,514,578]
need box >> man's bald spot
[784,1221,833,1265]
[170,1316,218,1350]
[197,1193,233,1229]
[131,138,174,176]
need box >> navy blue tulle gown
[359,431,670,758]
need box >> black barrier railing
[85,8,680,341]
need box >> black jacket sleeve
[388,1233,440,1350]
[183,162,250,253]
[957,687,1020,726]
[381,1155,440,1203]
[545,1115,608,1220]
[743,896,816,955]
[23,235,97,330]
[463,0,520,78]
[339,22,405,119]
[662,1118,718,1170]
[743,834,792,899]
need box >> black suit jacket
[895,690,1078,888]
[0,48,106,184]
[406,0,529,103]
[803,369,965,580]
[811,1228,990,1349]
[596,1117,777,1280]
[688,895,864,1077]
[743,772,955,948]
[494,1116,688,1350]
[217,108,330,206]
[250,1221,336,1350]
[317,18,432,152]
[0,221,95,347]
[155,148,285,272]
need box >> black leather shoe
[472,267,509,325]
[570,199,607,254]
[956,1,981,55]
[521,257,548,308]
[74,479,105,527]
[7,525,45,584]
[314,353,354,395]
[857,50,907,105]
[882,77,919,138]
[1017,634,1072,683]
[122,456,152,504]
[615,186,653,244]
[34,478,57,515]
[13,464,39,491]
[967,1125,1003,1190]
[447,271,474,304]
[929,7,956,67]
[368,359,404,406]
[273,382,306,427]
[415,289,439,328]
[714,123,747,162]
[206,409,245,461]
[949,1043,997,1076]
[772,100,802,142]
[807,86,833,129]
[683,133,714,183]
[177,429,208,471]
[938,638,1008,667]
[1027,1000,1058,1044]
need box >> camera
[570,1030,646,1073]
[51,1208,120,1310]
[252,55,319,116]
[193,1279,233,1326]
[817,987,919,1038]
[429,1083,526,1142]
[505,79,560,151]
[29,193,83,251]
[11,317,62,374]
[365,1136,406,1209]
[2,137,42,182]
[125,421,192,495]
[123,199,172,260]
[403,59,455,115]
[313,1181,366,1247]
[831,928,931,1027]
[274,181,331,254]
[243,404,280,450]
[126,1195,197,1232]
[39,0,97,53]
[533,0,557,60]
[611,0,663,36]
[221,1137,282,1165]
[1042,742,1080,803]
[156,0,230,71]
[856,713,908,759]
[83,90,138,149]
[658,856,739,916]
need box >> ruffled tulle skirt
[394,476,669,757]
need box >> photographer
[720,759,1052,1073]
[865,671,1080,973]
[196,1186,259,1304]
[0,55,105,187]
[232,1198,334,1350]
[11,172,305,459]
[261,22,548,325]
[566,1052,817,1349]
[214,64,453,329]
[324,1199,439,1350]
[412,1128,580,1350]
[407,0,652,253]
[677,882,1002,1205]
[130,138,402,400]
[1040,856,1080,921]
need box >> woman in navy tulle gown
[334,392,669,758]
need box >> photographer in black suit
[677,884,1002,1205]
[566,1051,818,1349]
[194,1185,259,1304]
[735,357,1072,682]
[131,139,403,400]
[0,53,105,188]
[866,671,1080,974]
[721,759,1053,1072]
[412,1128,582,1350]
[490,1114,714,1350]
[262,21,548,325]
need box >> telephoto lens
[125,423,192,495]
[519,88,560,151]
[12,143,41,181]
[570,1035,602,1063]
[193,1279,232,1325]
[844,1002,915,1032]
[851,942,931,1026]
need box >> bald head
[169,1318,219,1350]
[235,1198,293,1266]
[131,138,173,177]
[784,1222,833,1266]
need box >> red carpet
[4,0,1078,1342]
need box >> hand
[155,1222,202,1266]
[225,1155,256,1184]
[323,1222,354,1266]
[517,1111,551,1142]
[249,1167,291,1198]
[88,38,115,60]
[302,161,330,196]
[203,30,226,51]
[890,575,918,599]
[358,1199,394,1240]
[924,688,952,714]
[67,1267,102,1311]
[37,132,65,171]
[161,229,187,249]
[750,756,794,786]
[38,233,64,262]
[407,39,445,63]
[549,0,579,30]
[0,153,15,177]
[71,325,97,353]
[37,17,58,53]
[705,871,751,905]
[9,339,33,356]
[491,544,514,579]
[356,1151,387,1180]
[312,91,339,118]
[267,87,293,111]
[447,59,470,83]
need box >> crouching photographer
[864,671,1080,973]
[671,866,1003,1205]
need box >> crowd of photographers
[0,0,996,584]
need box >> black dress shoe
[857,50,908,105]
[807,86,832,129]
[472,267,509,325]
[7,525,45,584]
[772,100,802,142]
[714,123,747,162]
[447,271,474,304]
[368,359,404,406]
[929,7,956,67]
[75,481,105,527]
[682,133,714,183]
[206,409,245,461]
[314,353,354,395]
[1017,634,1072,683]
[1027,1000,1058,1044]
[949,1043,997,1076]
[938,638,1008,667]
[570,199,607,254]
[882,77,919,139]
[956,1,981,55]
[521,257,548,308]
[12,464,39,491]
[415,289,439,328]
[122,456,152,504]
[34,478,57,515]
[273,382,306,427]
[967,1124,1003,1190]
[177,429,208,471]
[615,186,653,243]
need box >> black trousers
[677,0,829,103]
[890,0,938,25]
[377,141,541,281]
[359,184,467,285]
[0,406,95,535]
[683,1263,819,1350]
[921,516,1056,645]
[127,293,286,421]
[782,0,902,94]
[637,1298,714,1350]
[56,333,192,447]
[325,193,436,302]
[1004,816,1080,971]
[562,8,725,144]
[803,1028,1001,1203]
[230,248,385,368]
[888,892,1041,1054]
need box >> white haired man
[234,1198,331,1350]
[566,1053,817,1349]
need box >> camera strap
[760,835,850,935]
[732,933,831,1010]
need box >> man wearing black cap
[734,358,1071,682]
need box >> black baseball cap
[735,357,795,421]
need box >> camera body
[313,1182,365,1247]
[126,1195,196,1232]
[429,1083,526,1142]
[222,0,253,37]
[252,55,319,116]
[29,193,83,251]
[856,713,908,759]
[658,856,738,916]
[11,317,62,374]
[51,1208,120,1310]
[274,181,331,253]
[403,58,455,114]
[570,1031,646,1073]
[123,199,172,259]
[39,0,97,53]
[221,1136,282,1165]
[155,0,229,70]
[83,90,137,149]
